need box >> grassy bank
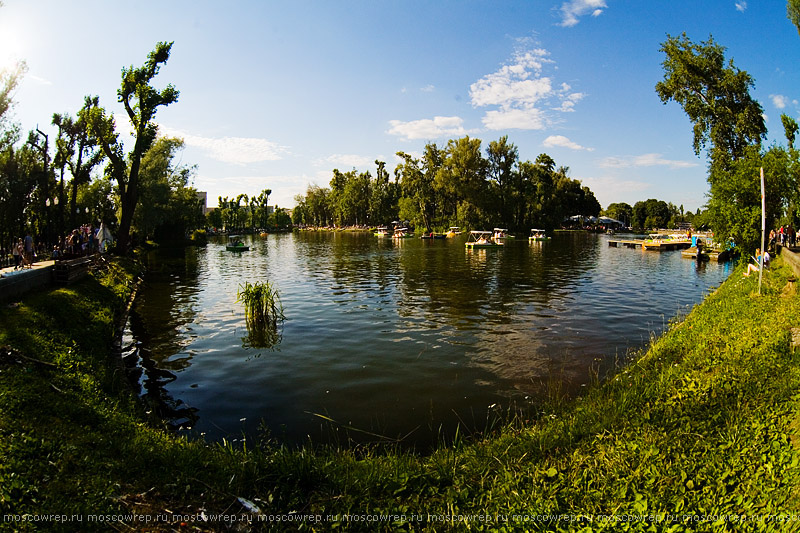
[1,256,800,531]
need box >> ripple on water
[132,233,733,446]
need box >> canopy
[597,216,624,226]
[95,223,113,252]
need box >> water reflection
[128,231,732,448]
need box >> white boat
[465,230,502,248]
[492,228,510,243]
[375,226,389,237]
[529,229,550,242]
[392,227,412,239]
[446,226,462,238]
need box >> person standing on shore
[24,233,33,266]
[12,238,20,269]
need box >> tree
[0,60,26,137]
[603,202,633,227]
[370,160,397,225]
[396,150,434,230]
[0,144,38,246]
[486,136,518,226]
[253,189,272,229]
[83,42,179,254]
[26,128,55,243]
[53,102,105,230]
[706,146,789,249]
[656,33,765,167]
[657,33,767,244]
[436,136,487,228]
[789,0,800,35]
[134,136,202,242]
[782,114,799,151]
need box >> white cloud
[420,84,435,92]
[163,128,288,165]
[318,154,375,168]
[542,135,593,151]
[598,153,698,169]
[470,49,553,109]
[558,0,608,27]
[482,108,548,130]
[387,116,470,140]
[555,89,585,112]
[771,94,788,109]
[469,47,585,131]
[735,1,747,12]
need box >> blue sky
[0,0,798,212]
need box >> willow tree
[83,42,179,254]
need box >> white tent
[95,223,114,253]
[597,216,624,226]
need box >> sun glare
[0,23,27,74]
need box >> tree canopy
[656,32,766,168]
[292,135,601,232]
[84,41,179,253]
[656,32,776,248]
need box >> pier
[608,239,691,251]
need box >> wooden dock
[681,247,732,262]
[608,239,692,251]
[608,239,644,249]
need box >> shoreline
[1,253,799,529]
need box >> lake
[126,231,732,449]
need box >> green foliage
[84,41,179,254]
[134,136,204,242]
[707,145,791,249]
[295,135,601,232]
[603,202,633,226]
[0,59,26,128]
[789,0,800,36]
[236,280,285,327]
[656,32,766,164]
[4,248,800,528]
[236,281,285,349]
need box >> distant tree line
[206,189,292,232]
[292,135,601,232]
[603,200,699,231]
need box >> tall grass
[236,280,285,327]
[237,280,285,348]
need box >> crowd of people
[769,225,796,250]
[743,224,798,278]
[5,223,112,271]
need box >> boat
[392,227,413,239]
[642,233,692,251]
[420,231,445,239]
[226,235,249,251]
[465,230,503,249]
[259,232,269,237]
[375,226,389,237]
[446,227,462,238]
[529,229,550,242]
[492,228,511,243]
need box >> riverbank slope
[1,256,800,531]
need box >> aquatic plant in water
[236,281,285,348]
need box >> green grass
[1,256,800,531]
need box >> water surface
[128,231,732,448]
